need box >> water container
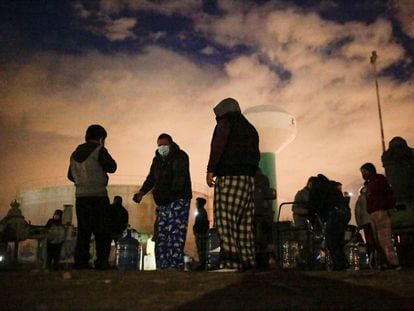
[116,230,140,270]
[281,240,290,268]
[289,241,300,268]
[358,245,369,269]
[349,243,360,271]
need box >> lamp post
[370,50,386,153]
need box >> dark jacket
[139,142,192,206]
[207,112,260,177]
[382,137,414,203]
[67,142,117,197]
[365,174,396,214]
[193,207,209,234]
[108,203,129,236]
[308,176,349,223]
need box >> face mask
[157,145,170,157]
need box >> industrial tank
[16,177,210,260]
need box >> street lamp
[370,50,386,153]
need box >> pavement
[1,264,413,310]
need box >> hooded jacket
[207,112,260,177]
[139,142,192,206]
[68,142,117,197]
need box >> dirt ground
[1,265,414,311]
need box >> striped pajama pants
[214,175,256,270]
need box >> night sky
[1,0,413,219]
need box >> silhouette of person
[193,197,209,270]
[253,169,276,269]
[108,196,129,244]
[206,98,260,272]
[360,162,400,270]
[68,124,117,270]
[133,133,192,270]
[45,209,65,270]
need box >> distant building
[17,176,211,259]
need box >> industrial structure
[11,177,210,262]
[244,104,297,219]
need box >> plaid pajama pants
[370,210,399,266]
[214,175,256,269]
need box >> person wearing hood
[68,124,117,270]
[381,136,414,205]
[133,133,192,270]
[206,98,260,272]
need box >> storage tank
[244,105,296,219]
[16,176,210,259]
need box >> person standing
[108,196,129,245]
[360,162,401,270]
[133,133,192,270]
[354,186,377,268]
[308,175,350,271]
[253,169,276,269]
[68,124,117,270]
[206,98,260,272]
[193,197,210,270]
[292,177,316,229]
[325,181,351,271]
[45,209,65,270]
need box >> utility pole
[370,51,386,153]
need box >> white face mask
[157,145,170,157]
